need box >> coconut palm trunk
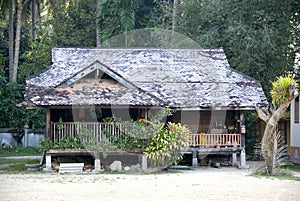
[12,0,25,82]
[96,0,101,48]
[31,0,37,40]
[8,0,14,82]
[172,0,178,35]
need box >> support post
[192,150,198,167]
[44,154,52,171]
[23,123,29,147]
[45,108,51,140]
[141,155,148,170]
[240,111,246,148]
[232,152,237,166]
[94,158,101,171]
[239,148,249,169]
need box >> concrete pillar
[23,124,29,147]
[232,152,237,166]
[141,155,147,170]
[94,159,101,171]
[44,154,52,171]
[192,150,198,167]
[239,148,249,169]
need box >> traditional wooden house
[20,47,267,163]
[290,77,300,163]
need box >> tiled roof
[23,48,268,108]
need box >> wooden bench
[59,163,84,173]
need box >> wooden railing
[51,122,132,144]
[51,122,241,149]
[189,133,241,148]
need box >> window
[295,96,299,124]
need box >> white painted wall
[291,97,300,147]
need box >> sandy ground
[0,163,299,201]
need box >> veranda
[51,121,242,150]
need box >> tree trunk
[12,0,24,82]
[32,0,37,40]
[8,0,14,82]
[96,0,101,47]
[172,0,179,35]
[256,83,297,175]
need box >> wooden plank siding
[51,122,241,149]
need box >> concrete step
[59,163,84,173]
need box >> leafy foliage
[55,135,84,150]
[244,112,262,155]
[144,122,190,168]
[0,82,45,128]
[0,0,299,128]
[78,127,117,159]
[39,135,84,150]
[50,1,97,47]
[270,74,299,105]
[177,0,299,99]
[39,138,54,151]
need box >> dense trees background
[0,0,299,128]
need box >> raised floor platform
[44,149,147,171]
[188,147,242,156]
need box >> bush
[144,122,190,168]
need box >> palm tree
[96,0,101,47]
[9,0,14,82]
[172,0,179,35]
[12,0,28,82]
[31,0,37,40]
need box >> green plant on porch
[39,138,54,151]
[144,122,190,168]
[57,117,63,130]
[39,136,84,150]
[256,74,299,176]
[108,107,174,153]
[77,127,117,171]
[122,120,164,152]
[77,127,117,157]
[54,135,84,149]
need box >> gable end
[58,61,136,89]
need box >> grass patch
[0,146,42,157]
[250,166,300,181]
[0,158,40,173]
[280,163,300,172]
[0,158,40,165]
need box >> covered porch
[50,121,242,150]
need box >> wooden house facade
[20,48,268,155]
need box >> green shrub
[144,122,190,168]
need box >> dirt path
[0,166,299,201]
